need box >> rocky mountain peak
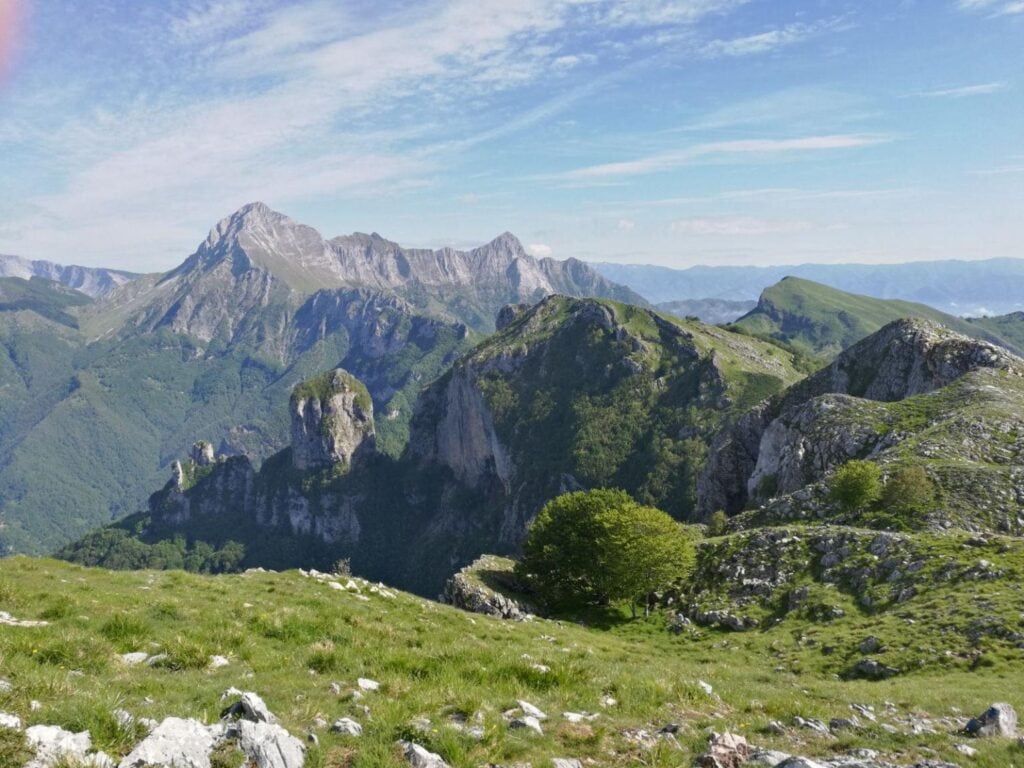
[802,317,1019,402]
[471,232,528,263]
[290,369,376,471]
[200,202,308,254]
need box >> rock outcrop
[105,203,643,345]
[440,555,534,620]
[290,369,376,471]
[700,319,1023,516]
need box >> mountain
[730,277,1016,357]
[329,229,648,331]
[63,296,803,593]
[967,310,1024,352]
[0,253,137,298]
[91,202,645,343]
[701,318,1024,531]
[655,297,755,324]
[594,257,1024,316]
[0,276,93,328]
[0,204,647,557]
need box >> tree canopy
[829,460,882,513]
[518,489,696,617]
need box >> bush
[706,510,728,537]
[881,465,936,515]
[828,460,882,513]
[517,489,696,617]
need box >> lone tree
[882,465,936,515]
[829,459,882,513]
[518,489,695,618]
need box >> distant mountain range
[0,253,136,298]
[594,258,1024,316]
[730,276,1021,358]
[0,203,643,556]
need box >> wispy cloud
[912,81,1008,98]
[526,243,553,256]
[668,216,817,235]
[700,19,844,58]
[955,0,1024,15]
[5,0,791,266]
[557,134,892,180]
[972,165,1024,175]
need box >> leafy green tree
[881,465,935,515]
[518,489,695,617]
[829,460,882,512]
[706,510,729,537]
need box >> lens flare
[0,0,24,83]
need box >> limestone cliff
[700,319,1024,523]
[408,295,802,546]
[290,369,376,471]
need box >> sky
[0,0,1022,272]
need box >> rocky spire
[289,369,376,471]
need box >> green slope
[1,551,1023,767]
[0,276,92,328]
[732,276,1016,358]
[0,293,473,556]
[968,311,1024,352]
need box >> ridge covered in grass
[0,557,1021,767]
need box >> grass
[0,557,1022,767]
[732,276,1018,357]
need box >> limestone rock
[290,369,375,471]
[699,318,1023,516]
[220,691,279,724]
[440,555,534,620]
[398,740,450,768]
[234,720,305,768]
[26,725,93,768]
[695,731,751,768]
[330,718,363,736]
[508,716,543,736]
[117,717,223,768]
[966,702,1017,737]
[496,303,531,331]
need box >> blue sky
[0,0,1022,271]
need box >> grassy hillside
[732,277,1014,358]
[968,311,1024,353]
[0,277,92,328]
[0,556,1021,767]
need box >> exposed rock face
[290,369,376,471]
[700,319,1023,516]
[966,703,1018,738]
[440,555,534,620]
[410,366,511,490]
[793,318,1017,402]
[103,203,643,345]
[161,454,255,527]
[495,303,531,331]
[746,394,895,499]
[117,717,223,768]
[328,230,646,323]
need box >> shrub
[829,460,882,513]
[706,510,729,537]
[881,465,936,515]
[517,489,696,617]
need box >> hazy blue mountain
[594,258,1024,316]
[0,254,137,298]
